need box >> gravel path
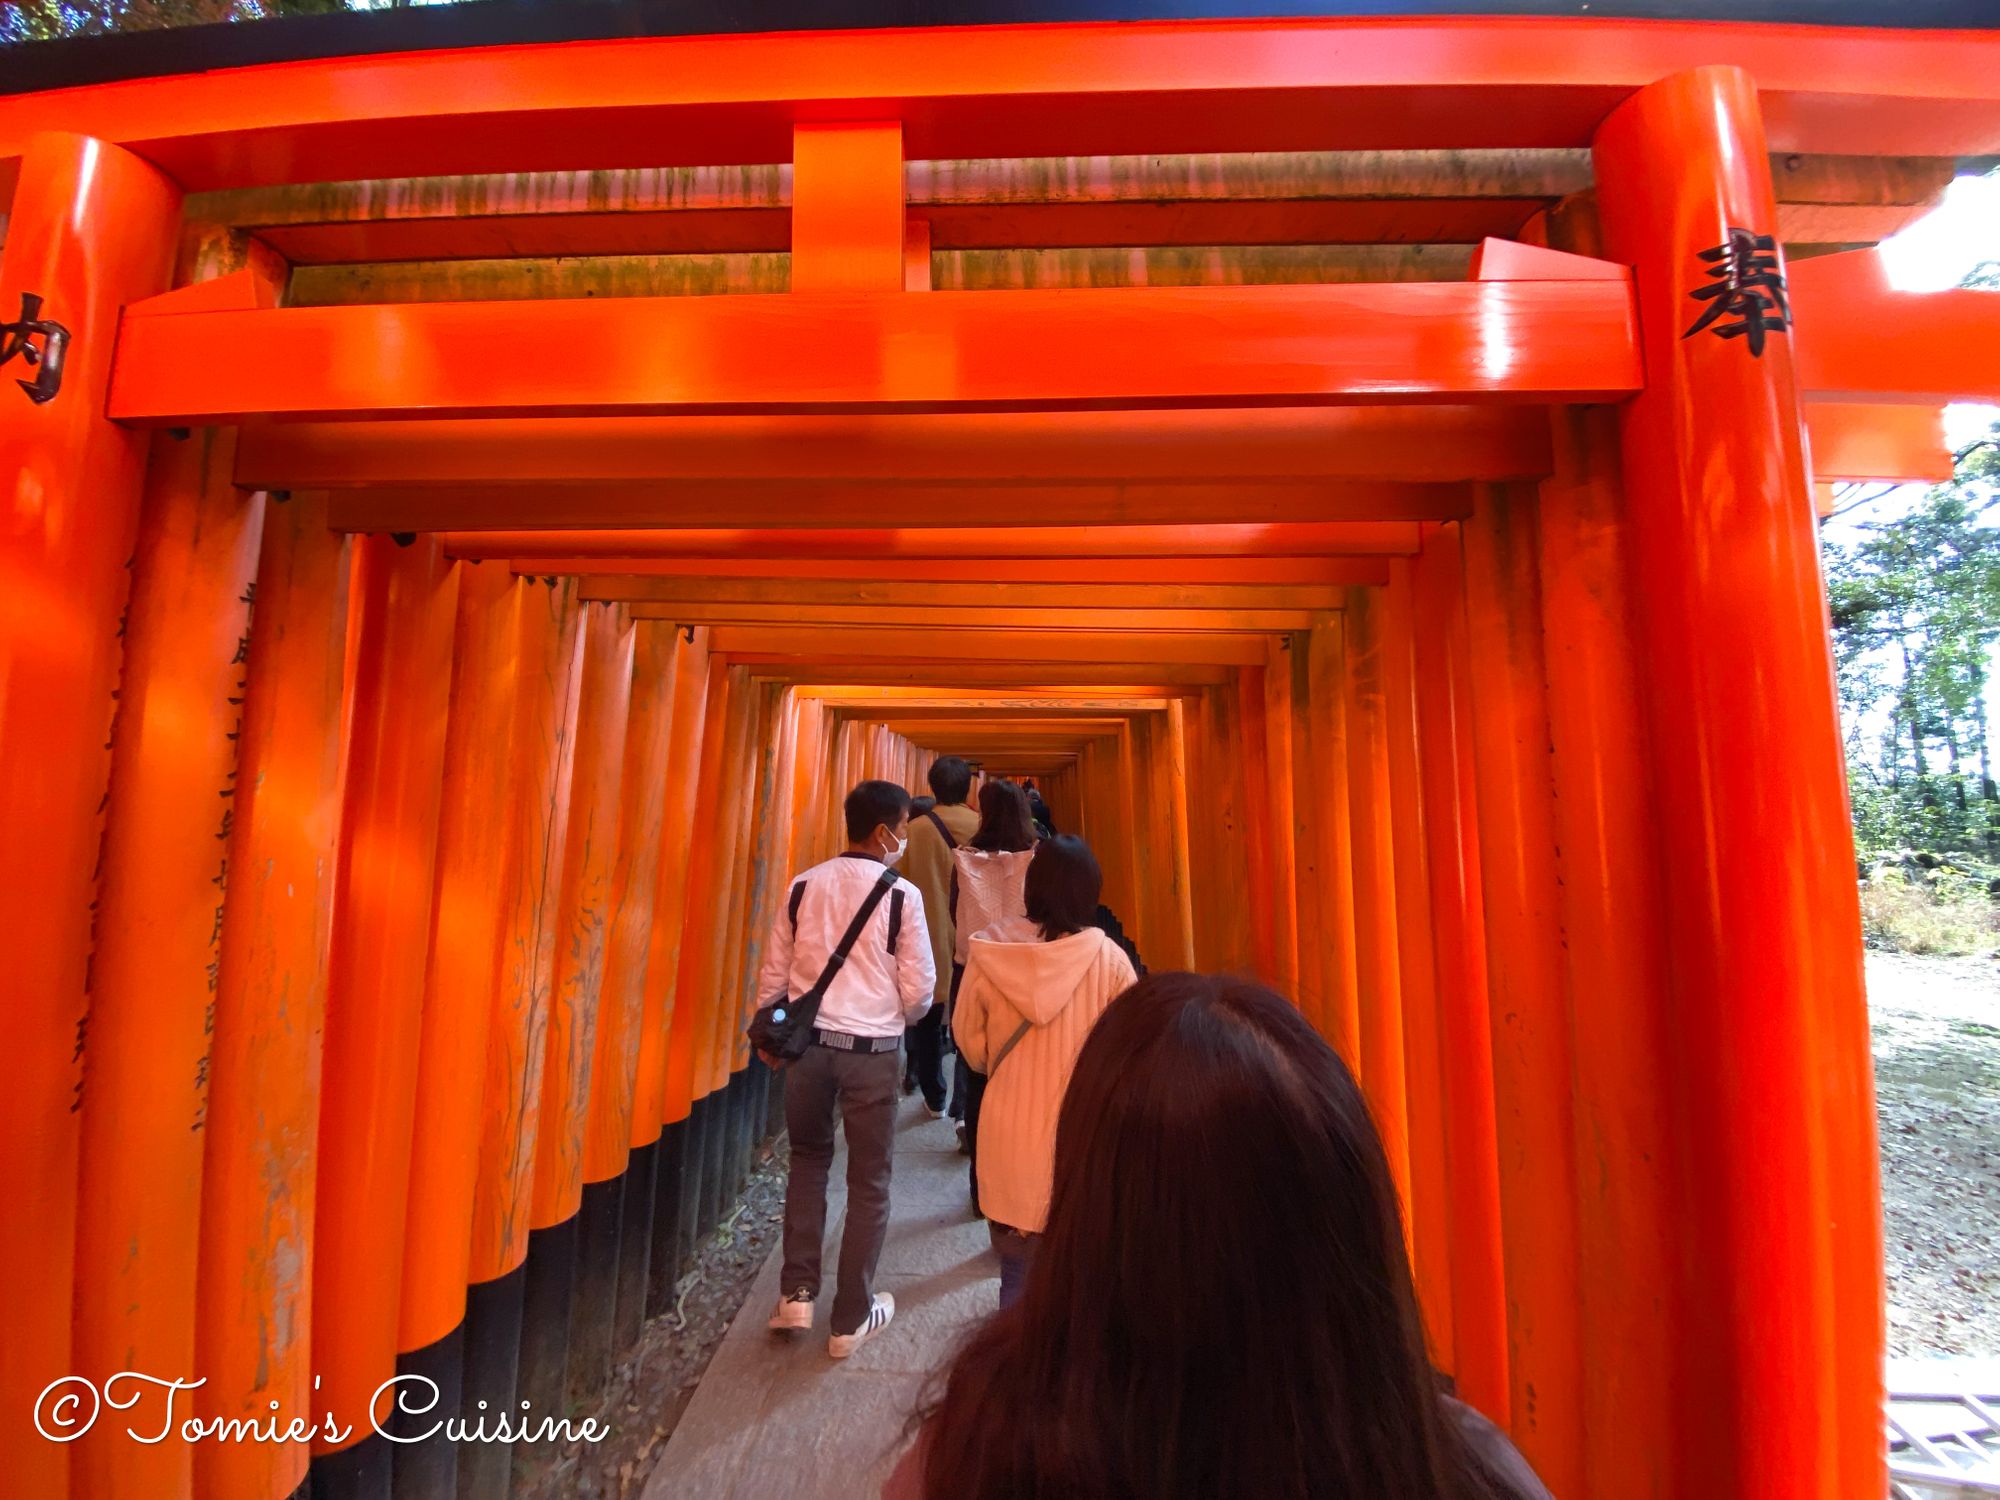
[1871,950,2000,1358]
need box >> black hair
[969,779,1037,854]
[1024,834,1101,939]
[927,755,974,806]
[844,780,911,845]
[910,794,937,817]
[919,974,1516,1500]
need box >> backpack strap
[887,887,905,955]
[794,865,901,1017]
[788,879,807,936]
[919,808,959,849]
[987,1017,1035,1081]
[921,808,961,923]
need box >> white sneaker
[768,1287,815,1332]
[827,1293,895,1359]
[923,1102,945,1121]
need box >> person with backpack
[951,835,1135,1306]
[753,780,934,1358]
[902,757,978,1118]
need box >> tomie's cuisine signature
[34,1373,608,1446]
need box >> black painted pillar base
[677,1098,708,1274]
[700,1087,728,1238]
[390,1323,463,1500]
[646,1121,687,1319]
[567,1170,625,1408]
[458,1262,525,1500]
[288,1477,312,1500]
[310,1431,391,1500]
[613,1139,658,1353]
[724,1070,748,1198]
[513,1214,578,1487]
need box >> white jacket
[955,917,1137,1234]
[951,846,1036,966]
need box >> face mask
[882,828,908,865]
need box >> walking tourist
[903,756,978,1117]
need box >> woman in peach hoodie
[953,835,1137,1306]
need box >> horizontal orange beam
[800,690,1176,708]
[449,522,1423,559]
[107,282,1641,425]
[237,410,1549,488]
[729,659,1231,686]
[327,483,1468,533]
[707,625,1270,665]
[513,556,1391,585]
[5,20,1996,198]
[1791,252,2000,408]
[581,577,1351,610]
[1803,403,1952,484]
[626,601,1316,631]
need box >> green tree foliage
[1826,420,2000,856]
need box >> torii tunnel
[4,4,1999,1498]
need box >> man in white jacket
[757,780,935,1357]
[954,835,1136,1306]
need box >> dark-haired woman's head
[1023,835,1100,940]
[969,778,1036,853]
[922,973,1502,1500]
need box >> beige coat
[955,917,1137,1234]
[904,801,979,1010]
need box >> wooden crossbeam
[707,625,1270,665]
[207,152,1949,267]
[580,577,1349,610]
[325,481,1467,533]
[733,660,1229,686]
[510,557,1393,585]
[235,410,1546,488]
[625,602,1317,632]
[449,523,1423,559]
[1791,250,2000,407]
[109,281,1639,426]
[5,21,1995,195]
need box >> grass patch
[1861,874,2000,956]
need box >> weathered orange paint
[0,133,180,1496]
[400,564,534,1355]
[311,535,461,1452]
[1596,66,1882,1500]
[72,423,266,1500]
[630,627,711,1149]
[663,661,735,1126]
[583,621,680,1185]
[467,580,583,1284]
[1459,487,1584,1495]
[195,491,350,1500]
[531,603,636,1231]
[1410,523,1510,1426]
[1534,404,1682,1499]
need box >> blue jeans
[991,1222,1038,1309]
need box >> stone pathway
[642,1092,996,1499]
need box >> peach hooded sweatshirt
[954,915,1137,1234]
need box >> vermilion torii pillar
[0,132,181,1500]
[1595,66,1884,1500]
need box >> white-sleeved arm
[896,883,937,1023]
[757,881,799,1005]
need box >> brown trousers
[779,1043,900,1334]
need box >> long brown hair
[968,778,1036,853]
[918,972,1509,1500]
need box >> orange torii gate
[2,5,1999,1500]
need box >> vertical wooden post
[1411,524,1510,1425]
[572,619,679,1399]
[195,491,350,1500]
[71,420,267,1500]
[1249,662,1299,995]
[310,535,461,1498]
[1162,700,1197,969]
[0,133,180,1494]
[1459,488,1584,1497]
[1595,65,1882,1498]
[393,562,532,1498]
[460,580,581,1500]
[518,601,634,1445]
[1381,562,1453,1371]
